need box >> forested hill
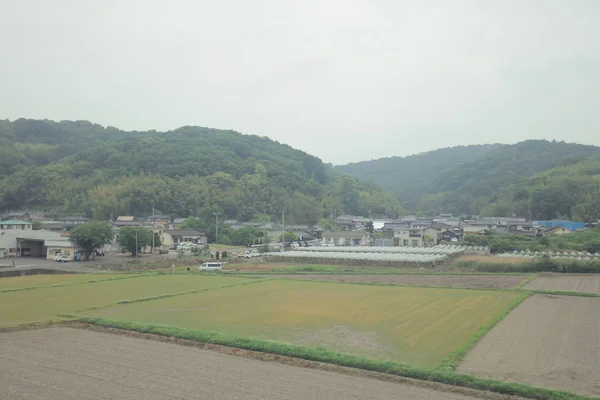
[0,119,403,223]
[335,144,503,210]
[336,140,600,222]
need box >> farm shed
[45,240,81,261]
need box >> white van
[199,262,223,272]
[177,243,192,250]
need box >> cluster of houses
[1,210,597,260]
[320,214,595,247]
[0,212,207,261]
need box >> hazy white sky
[1,0,598,164]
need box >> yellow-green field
[0,275,252,326]
[0,273,133,291]
[83,279,520,366]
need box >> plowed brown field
[458,294,600,396]
[1,327,489,400]
[525,273,600,294]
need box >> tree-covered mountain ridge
[0,118,404,223]
[336,140,600,222]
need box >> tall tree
[117,227,153,257]
[69,221,114,261]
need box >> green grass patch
[515,274,538,289]
[0,275,253,326]
[272,264,340,273]
[437,291,532,371]
[70,316,594,400]
[116,278,268,305]
[528,289,600,298]
[0,273,145,292]
[82,279,520,366]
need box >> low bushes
[458,258,600,273]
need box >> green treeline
[0,119,403,222]
[337,140,600,221]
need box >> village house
[393,226,438,247]
[0,220,33,231]
[321,231,369,246]
[161,229,207,248]
[0,230,81,260]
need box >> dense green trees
[337,140,600,220]
[0,119,402,223]
[464,227,600,254]
[69,221,115,260]
[117,227,153,257]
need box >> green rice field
[83,279,520,366]
[0,275,252,326]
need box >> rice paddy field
[0,275,253,326]
[82,279,520,366]
[2,269,600,399]
[0,273,130,291]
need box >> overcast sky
[1,1,598,165]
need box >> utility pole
[151,202,155,254]
[135,231,138,258]
[281,208,285,251]
[213,212,220,245]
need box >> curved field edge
[437,292,531,371]
[65,315,594,400]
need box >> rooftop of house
[116,216,135,222]
[172,218,187,224]
[147,215,170,220]
[430,222,453,229]
[6,211,29,217]
[112,221,143,227]
[464,219,497,226]
[0,220,32,225]
[45,239,76,248]
[59,216,89,221]
[165,229,205,237]
[322,231,367,238]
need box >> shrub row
[71,316,593,400]
[458,259,600,273]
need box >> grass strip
[69,316,594,400]
[229,270,529,276]
[0,273,156,293]
[529,290,600,298]
[115,278,268,305]
[515,274,538,289]
[436,291,532,372]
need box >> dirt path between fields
[0,327,519,400]
[524,273,600,294]
[458,294,600,396]
[255,274,525,289]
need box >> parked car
[54,254,70,262]
[177,243,193,250]
[94,249,105,257]
[199,262,223,272]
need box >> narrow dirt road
[1,327,485,400]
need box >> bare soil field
[524,273,600,294]
[1,327,489,400]
[458,294,600,396]
[263,274,525,289]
